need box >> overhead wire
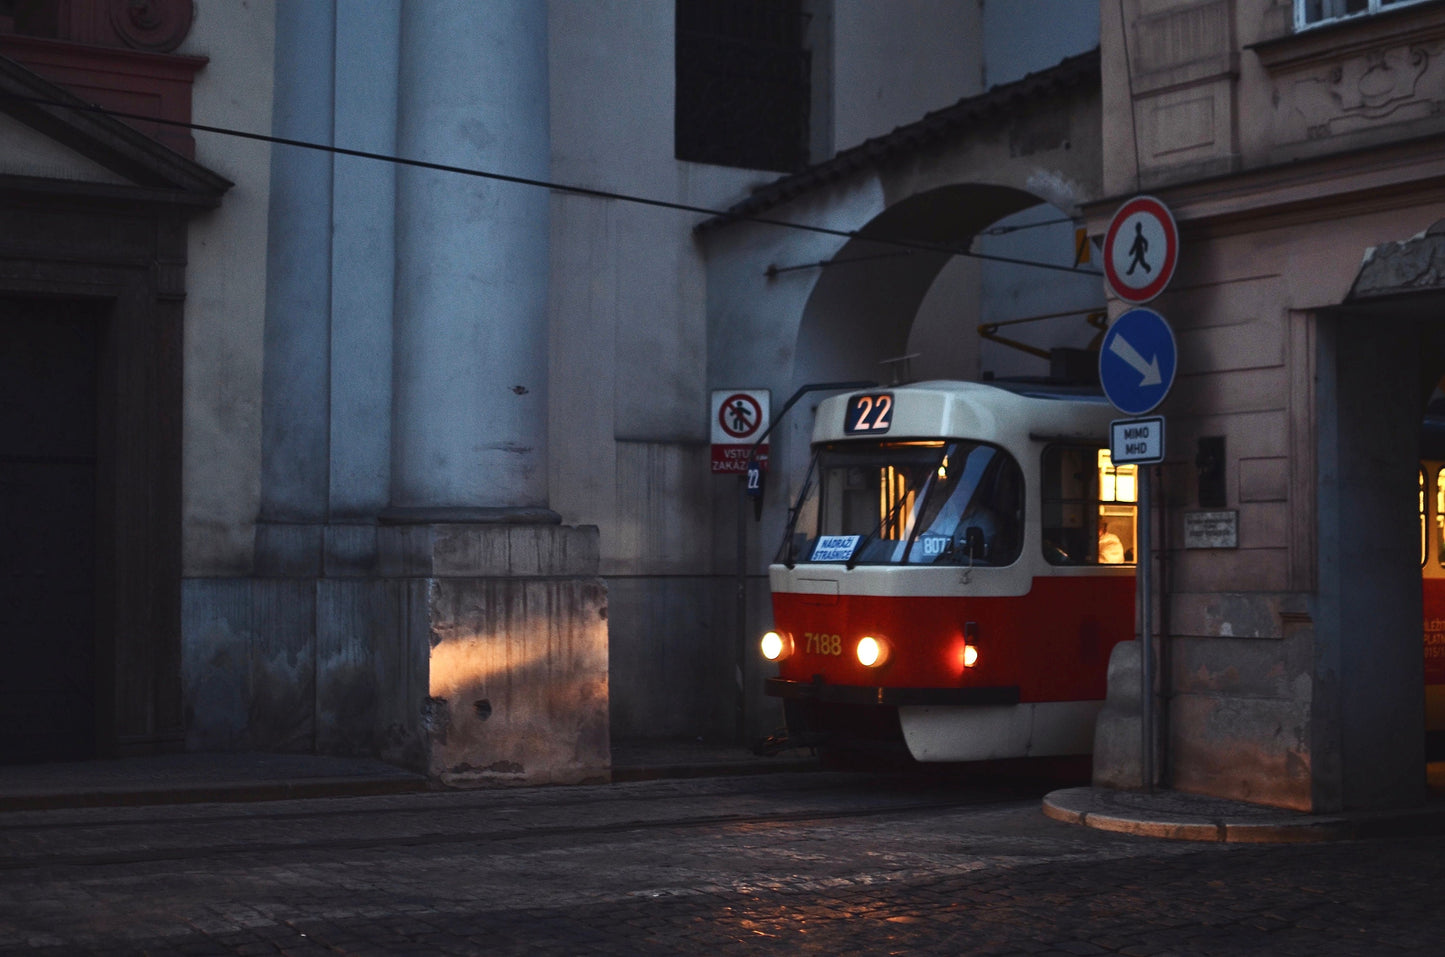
[2,90,1103,277]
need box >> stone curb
[1042,786,1445,843]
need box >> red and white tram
[760,380,1138,762]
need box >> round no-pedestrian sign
[716,392,764,440]
[711,389,770,474]
[1103,195,1179,304]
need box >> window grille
[675,0,811,172]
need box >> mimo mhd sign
[1110,416,1165,465]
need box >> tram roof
[811,380,1115,449]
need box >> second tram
[1418,412,1445,759]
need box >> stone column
[391,1,551,516]
[257,0,335,568]
[385,2,610,785]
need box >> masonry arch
[771,182,1105,494]
[791,182,1042,387]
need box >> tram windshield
[781,439,1023,566]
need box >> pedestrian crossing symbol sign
[1103,195,1179,305]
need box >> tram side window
[1422,468,1429,567]
[1041,446,1137,565]
[1436,468,1445,567]
[1098,449,1138,565]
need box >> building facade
[1090,0,1445,811]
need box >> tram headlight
[760,630,794,661]
[960,621,980,669]
[856,635,892,668]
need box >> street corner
[1042,786,1358,843]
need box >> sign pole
[1101,194,1179,794]
[735,475,747,746]
[1140,466,1154,792]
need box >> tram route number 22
[805,632,843,655]
[845,393,894,435]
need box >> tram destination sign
[1110,416,1165,465]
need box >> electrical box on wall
[1196,436,1226,508]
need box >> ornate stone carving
[108,0,193,53]
[1276,40,1445,143]
[1348,220,1445,300]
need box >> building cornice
[1084,130,1445,238]
[0,51,230,202]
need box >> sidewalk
[0,739,821,811]
[1043,761,1445,843]
[0,752,429,811]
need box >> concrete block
[1169,692,1313,811]
[254,522,324,577]
[379,523,601,578]
[1092,640,1144,790]
[323,524,379,577]
[181,580,255,750]
[426,575,610,787]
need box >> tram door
[0,300,100,763]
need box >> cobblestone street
[1,769,1442,955]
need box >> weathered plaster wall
[831,0,983,151]
[186,524,610,783]
[180,0,276,575]
[546,1,770,740]
[983,0,1100,88]
[182,577,429,768]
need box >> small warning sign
[711,390,769,474]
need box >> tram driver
[1098,518,1125,564]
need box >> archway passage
[0,298,101,762]
[1345,227,1445,787]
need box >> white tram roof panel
[812,380,1115,448]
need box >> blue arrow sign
[1098,308,1177,416]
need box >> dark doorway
[0,297,102,763]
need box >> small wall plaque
[1184,510,1238,549]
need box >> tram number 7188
[804,632,843,656]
